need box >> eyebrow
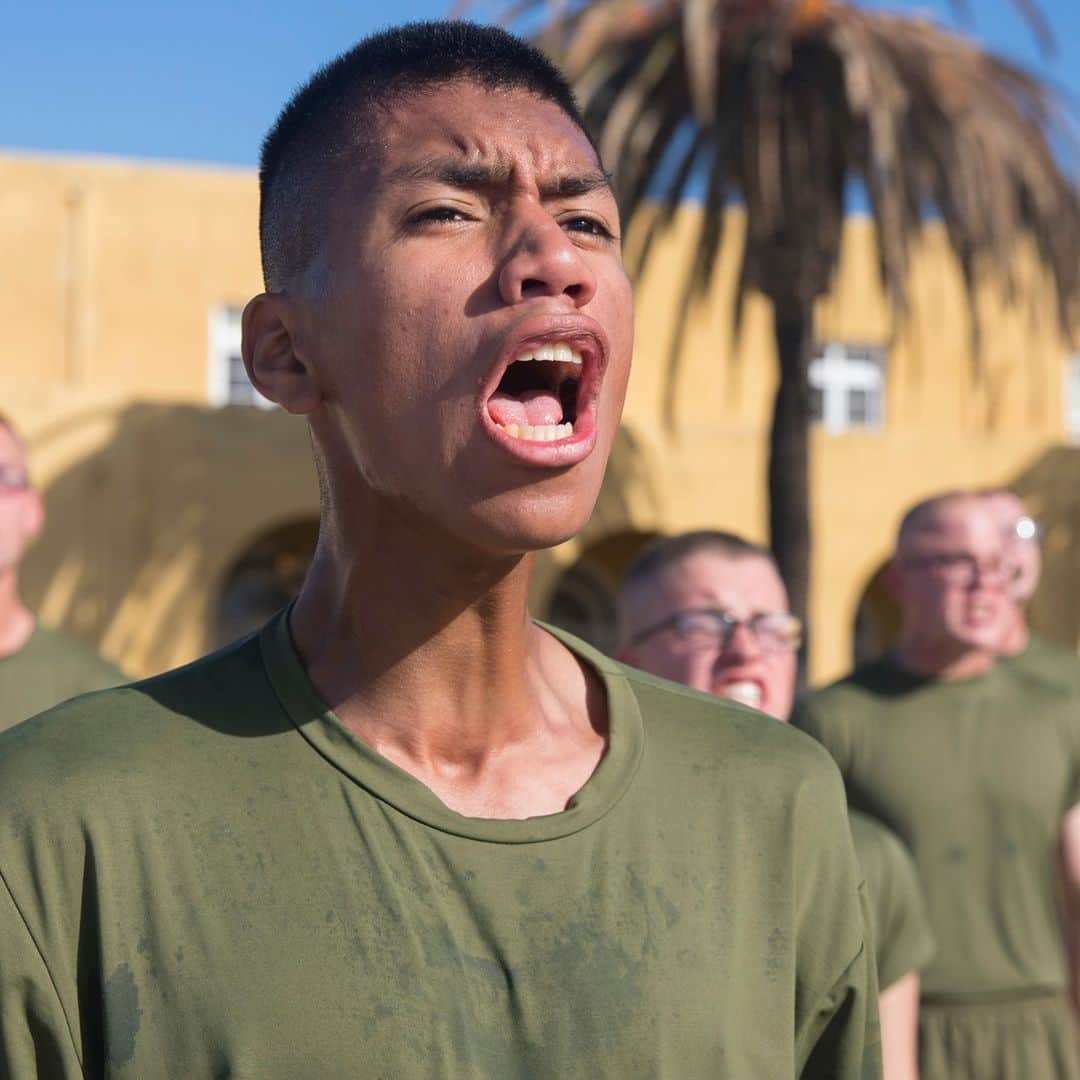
[390,157,613,199]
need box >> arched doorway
[544,529,661,653]
[216,519,319,646]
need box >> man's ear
[242,294,322,415]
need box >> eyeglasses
[902,552,1019,587]
[0,466,29,492]
[628,607,803,653]
[1013,515,1041,542]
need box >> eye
[562,215,615,241]
[407,206,471,226]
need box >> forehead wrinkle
[390,153,611,202]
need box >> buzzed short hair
[896,490,974,547]
[622,530,776,593]
[258,20,595,292]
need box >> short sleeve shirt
[0,613,881,1078]
[0,624,125,734]
[849,810,934,990]
[797,657,1078,998]
[1003,632,1080,700]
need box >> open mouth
[717,679,765,710]
[487,343,583,443]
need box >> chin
[466,483,602,554]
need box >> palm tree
[506,0,1080,677]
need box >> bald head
[896,491,978,551]
[889,491,1016,672]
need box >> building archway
[216,518,319,646]
[544,529,661,653]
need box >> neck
[997,607,1030,657]
[0,568,35,658]
[891,633,995,681]
[289,500,553,770]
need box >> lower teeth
[500,422,573,442]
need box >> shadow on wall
[851,445,1080,667]
[25,406,662,675]
[22,401,318,677]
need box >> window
[808,342,886,433]
[207,306,275,409]
[1064,355,1080,443]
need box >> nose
[971,559,1013,588]
[497,201,597,307]
[722,622,761,661]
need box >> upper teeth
[513,343,583,365]
[722,681,762,709]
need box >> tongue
[488,388,564,428]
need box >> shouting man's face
[619,552,800,721]
[890,500,1015,656]
[277,81,634,556]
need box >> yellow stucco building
[4,149,1079,683]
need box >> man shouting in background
[0,22,878,1077]
[619,530,933,1080]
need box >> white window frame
[207,306,275,410]
[809,342,886,434]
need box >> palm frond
[496,0,1080,350]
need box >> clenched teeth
[722,681,763,709]
[500,422,574,442]
[512,343,583,365]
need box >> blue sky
[2,0,1077,169]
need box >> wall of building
[4,152,1077,684]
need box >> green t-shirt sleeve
[871,829,936,989]
[792,693,854,783]
[793,755,883,1079]
[798,885,882,1080]
[0,875,83,1077]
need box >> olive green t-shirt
[849,810,934,991]
[797,658,1079,999]
[0,613,880,1078]
[0,624,125,735]
[1003,632,1080,696]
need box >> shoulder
[849,810,913,883]
[0,632,273,809]
[1005,634,1080,696]
[613,659,849,805]
[19,625,126,683]
[793,661,891,742]
[546,622,847,801]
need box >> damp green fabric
[1003,632,1080,696]
[919,991,1080,1080]
[797,657,1080,1000]
[0,612,881,1078]
[0,625,125,735]
[850,810,935,991]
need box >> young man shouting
[0,23,878,1076]
[618,530,933,1080]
